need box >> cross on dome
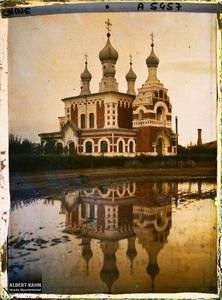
[129,54,132,65]
[84,53,88,63]
[105,18,112,33]
[151,32,154,47]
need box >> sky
[8,12,217,146]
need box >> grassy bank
[9,153,216,172]
[10,166,216,202]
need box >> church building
[39,20,177,156]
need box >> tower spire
[145,33,160,82]
[80,54,92,95]
[126,54,137,95]
[99,19,119,92]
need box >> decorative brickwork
[97,102,105,128]
[39,23,177,157]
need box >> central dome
[146,44,159,68]
[99,33,118,64]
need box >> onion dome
[81,61,92,81]
[82,238,93,272]
[99,32,118,64]
[147,263,159,289]
[146,34,159,68]
[126,56,137,81]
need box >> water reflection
[8,179,217,294]
[58,180,215,293]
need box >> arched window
[118,140,123,153]
[138,110,144,120]
[56,142,63,154]
[156,138,163,156]
[157,107,164,121]
[81,114,86,129]
[68,142,76,155]
[159,90,163,98]
[89,113,94,128]
[99,186,108,194]
[101,141,108,153]
[129,141,134,153]
[85,141,93,153]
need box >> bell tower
[99,19,119,92]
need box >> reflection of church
[60,181,174,293]
[39,19,177,157]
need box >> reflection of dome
[126,236,137,271]
[81,62,92,81]
[81,237,93,272]
[146,260,160,289]
[100,241,119,293]
[99,33,118,64]
[146,43,159,68]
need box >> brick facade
[39,29,177,157]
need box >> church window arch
[159,90,164,98]
[83,139,94,154]
[128,139,135,153]
[101,141,108,153]
[86,141,93,153]
[68,141,76,155]
[56,142,63,154]
[80,114,86,128]
[89,113,94,128]
[117,138,125,153]
[138,110,144,120]
[99,138,110,153]
[156,106,165,121]
[119,140,123,153]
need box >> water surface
[8,178,217,294]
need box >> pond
[8,177,217,295]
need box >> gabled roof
[38,131,62,138]
[61,120,80,135]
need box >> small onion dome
[126,62,137,81]
[99,33,118,63]
[146,43,159,68]
[81,62,92,81]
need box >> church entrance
[156,138,163,156]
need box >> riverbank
[10,166,216,199]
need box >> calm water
[8,178,217,294]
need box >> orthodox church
[39,19,177,156]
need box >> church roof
[62,120,80,134]
[62,90,135,102]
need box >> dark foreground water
[8,178,217,294]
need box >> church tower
[132,33,177,156]
[126,55,137,95]
[80,55,92,96]
[99,19,119,92]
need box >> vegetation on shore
[9,135,216,172]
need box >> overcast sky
[8,12,217,146]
